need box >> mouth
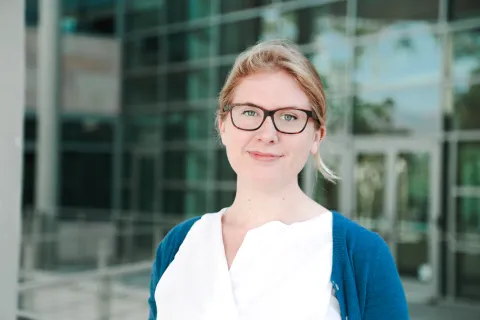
[247,151,283,161]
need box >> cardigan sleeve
[148,240,164,320]
[363,234,410,320]
[147,216,202,320]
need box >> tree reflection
[454,67,480,130]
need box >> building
[119,0,480,305]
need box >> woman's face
[219,70,324,188]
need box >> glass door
[352,139,441,303]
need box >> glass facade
[118,0,480,302]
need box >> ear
[218,116,226,146]
[310,126,325,155]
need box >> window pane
[218,65,231,92]
[162,190,185,215]
[220,17,261,55]
[285,2,347,45]
[189,0,212,20]
[167,69,212,101]
[325,96,348,135]
[60,151,112,209]
[167,0,188,24]
[124,36,162,70]
[216,190,235,209]
[451,28,480,82]
[353,84,441,135]
[167,32,188,63]
[456,252,480,299]
[356,0,438,36]
[124,117,162,147]
[307,49,350,96]
[163,150,209,181]
[124,75,160,105]
[354,26,442,88]
[221,0,271,14]
[125,1,161,32]
[458,143,480,186]
[164,109,214,141]
[314,155,340,211]
[216,149,236,181]
[185,190,207,216]
[169,28,212,63]
[62,118,114,144]
[24,116,36,141]
[452,79,480,130]
[455,196,480,299]
[448,0,480,21]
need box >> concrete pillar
[35,0,62,269]
[0,1,25,319]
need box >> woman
[148,40,409,320]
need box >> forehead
[232,71,311,109]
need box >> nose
[256,116,279,144]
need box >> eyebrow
[231,101,309,110]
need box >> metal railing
[17,207,184,320]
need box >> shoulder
[154,215,202,260]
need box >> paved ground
[409,303,480,319]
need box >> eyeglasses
[223,103,318,134]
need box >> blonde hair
[217,39,338,182]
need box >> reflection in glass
[185,190,207,216]
[221,0,271,13]
[216,149,236,181]
[167,0,212,23]
[220,18,261,55]
[132,154,156,213]
[164,109,214,142]
[458,143,480,186]
[124,117,162,147]
[168,28,212,63]
[261,8,298,41]
[60,151,112,209]
[456,251,480,299]
[354,26,442,88]
[167,69,212,101]
[287,2,347,45]
[452,80,480,130]
[162,190,185,215]
[314,155,340,211]
[356,0,438,36]
[216,190,235,209]
[395,153,430,279]
[451,29,480,82]
[456,197,480,235]
[124,75,160,105]
[124,36,162,70]
[163,150,209,181]
[353,84,441,134]
[354,154,386,233]
[125,4,161,32]
[448,0,480,21]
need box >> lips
[248,151,283,161]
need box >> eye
[242,109,258,117]
[280,113,298,121]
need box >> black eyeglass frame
[223,103,319,134]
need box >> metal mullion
[447,137,458,300]
[205,0,221,213]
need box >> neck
[224,177,313,228]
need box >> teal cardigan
[148,211,410,320]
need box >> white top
[155,208,341,320]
